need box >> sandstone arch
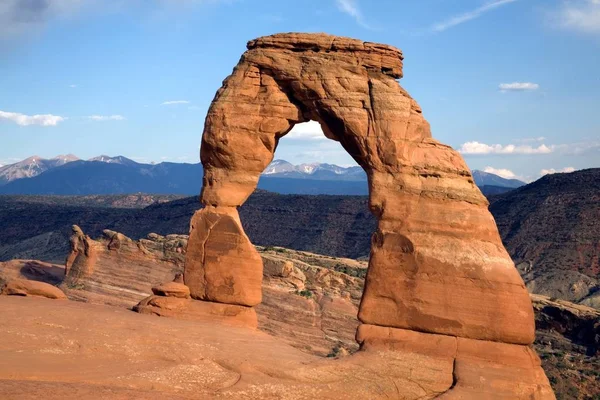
[184,33,535,345]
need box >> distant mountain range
[263,159,367,181]
[0,155,525,196]
[0,154,79,185]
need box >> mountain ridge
[0,155,527,195]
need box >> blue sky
[0,0,598,181]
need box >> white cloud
[334,0,371,29]
[459,141,553,155]
[432,0,519,32]
[554,0,600,34]
[285,121,326,141]
[161,100,190,105]
[85,115,125,121]
[540,167,576,176]
[499,82,540,92]
[69,84,77,88]
[483,166,519,179]
[0,110,65,126]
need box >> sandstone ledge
[134,296,258,329]
[1,278,67,300]
[357,324,554,399]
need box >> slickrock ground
[0,296,476,400]
[0,231,597,398]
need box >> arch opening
[268,120,361,173]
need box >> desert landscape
[1,2,599,399]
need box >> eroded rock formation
[1,278,67,300]
[62,229,187,307]
[64,225,96,282]
[185,32,554,398]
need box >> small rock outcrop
[183,32,553,398]
[64,224,96,282]
[151,273,190,298]
[135,273,257,328]
[1,278,67,300]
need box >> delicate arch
[185,33,534,345]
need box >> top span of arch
[246,32,404,79]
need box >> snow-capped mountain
[0,154,79,185]
[262,159,297,175]
[88,155,139,167]
[262,160,367,181]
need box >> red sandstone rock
[61,229,188,308]
[191,32,535,345]
[151,282,190,298]
[184,207,263,306]
[357,324,555,399]
[64,225,96,281]
[134,295,257,329]
[1,278,67,300]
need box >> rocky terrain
[3,168,599,313]
[490,168,600,309]
[1,229,598,398]
[1,194,184,208]
[0,191,375,262]
[2,170,599,314]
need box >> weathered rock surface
[191,32,536,348]
[134,295,258,329]
[62,229,186,307]
[1,278,66,299]
[184,207,263,306]
[14,241,600,397]
[0,295,555,399]
[5,232,600,397]
[64,224,96,282]
[151,282,190,298]
[357,325,553,399]
[532,294,600,398]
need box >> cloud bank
[483,166,519,179]
[459,141,552,155]
[0,110,65,126]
